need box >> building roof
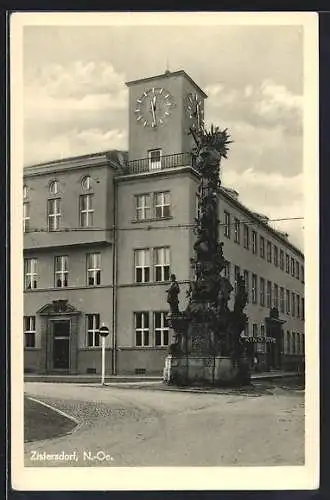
[23,150,128,176]
[125,69,208,99]
[220,185,304,259]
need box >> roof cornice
[219,186,304,259]
[125,70,208,99]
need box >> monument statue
[163,124,250,387]
[166,274,180,314]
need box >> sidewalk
[24,371,300,384]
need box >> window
[296,333,301,354]
[86,314,100,347]
[296,294,300,318]
[266,241,272,263]
[252,231,257,254]
[301,265,305,283]
[234,265,241,294]
[260,236,265,258]
[135,249,150,283]
[252,323,258,338]
[81,175,92,190]
[80,194,94,227]
[48,198,61,231]
[24,258,38,289]
[260,277,265,306]
[154,312,169,346]
[273,283,279,309]
[274,246,278,267]
[49,180,59,195]
[295,260,300,280]
[148,149,162,170]
[135,312,150,346]
[260,324,265,337]
[87,253,101,286]
[243,224,249,249]
[223,261,231,280]
[252,274,257,304]
[136,194,151,221]
[280,249,284,270]
[291,332,296,354]
[286,289,291,314]
[234,218,240,243]
[243,270,249,303]
[23,202,30,233]
[154,192,171,219]
[285,254,290,273]
[302,297,305,320]
[154,247,170,282]
[286,331,291,354]
[291,257,295,277]
[291,292,296,317]
[23,184,28,199]
[266,280,272,308]
[24,316,36,347]
[280,287,285,313]
[302,334,305,354]
[55,256,68,288]
[224,211,231,238]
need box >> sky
[23,20,305,250]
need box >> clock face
[135,87,174,128]
[185,92,204,130]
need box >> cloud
[24,128,127,165]
[27,60,127,99]
[24,62,128,119]
[205,79,302,136]
[24,61,129,164]
[205,116,302,179]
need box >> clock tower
[125,70,207,165]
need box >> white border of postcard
[11,11,319,491]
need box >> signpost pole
[99,323,110,386]
[101,335,106,385]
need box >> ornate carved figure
[234,274,248,315]
[166,274,180,314]
[217,277,233,313]
[165,124,249,364]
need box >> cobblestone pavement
[24,381,304,467]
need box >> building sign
[242,336,276,344]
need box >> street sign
[99,324,110,386]
[99,325,110,337]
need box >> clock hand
[150,97,157,126]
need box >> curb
[26,396,80,425]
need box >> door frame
[49,318,72,372]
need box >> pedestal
[163,354,250,387]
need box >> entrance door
[53,320,70,369]
[148,149,162,170]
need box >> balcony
[123,152,195,175]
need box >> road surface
[24,381,304,467]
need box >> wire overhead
[25,216,304,234]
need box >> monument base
[163,354,250,387]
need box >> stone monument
[163,125,250,386]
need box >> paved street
[24,381,304,467]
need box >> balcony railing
[124,152,195,175]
